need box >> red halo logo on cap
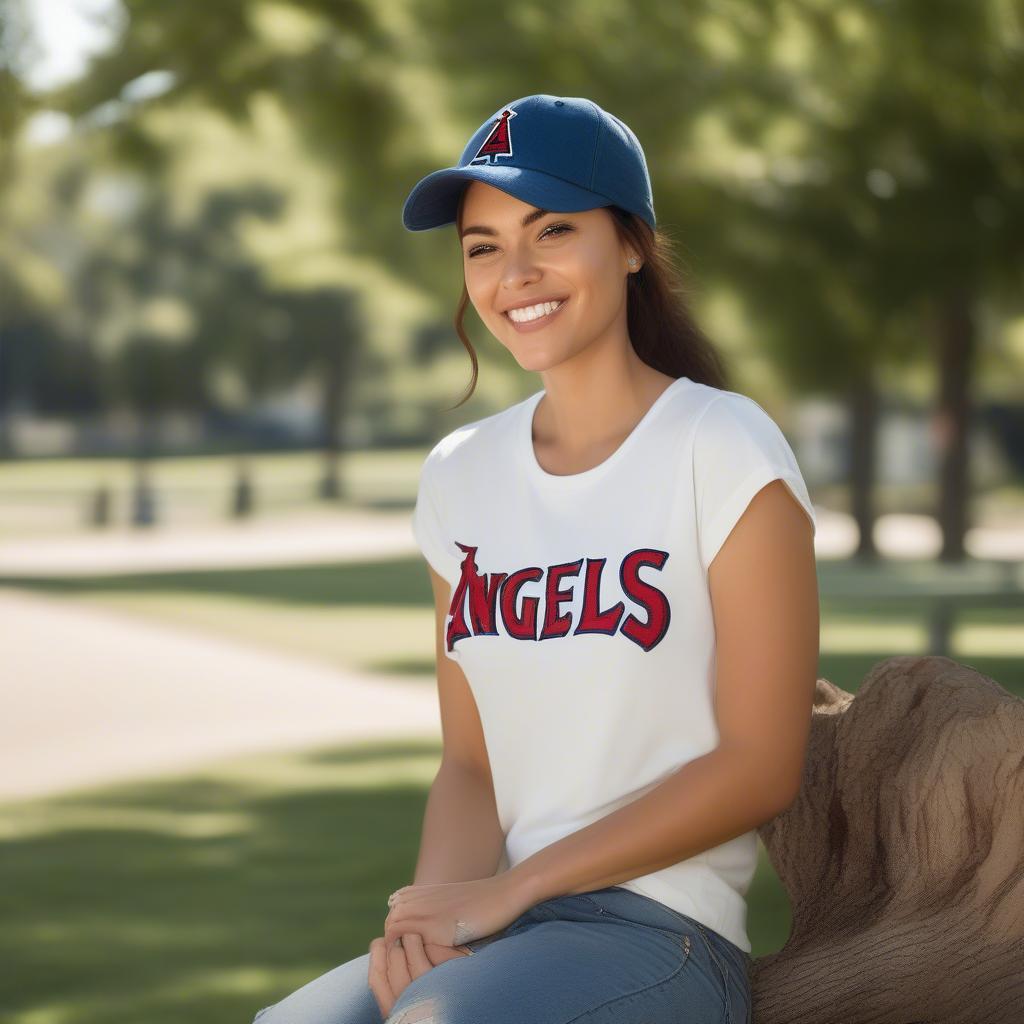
[470,107,517,165]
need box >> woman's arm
[413,563,505,884]
[501,478,819,905]
[413,760,505,884]
[367,566,504,1017]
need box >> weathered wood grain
[753,655,1024,1024]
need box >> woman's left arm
[504,478,819,906]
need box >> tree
[37,1,1024,556]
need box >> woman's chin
[510,349,566,373]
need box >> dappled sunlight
[821,618,928,653]
[954,623,1024,657]
[9,964,307,1024]
[198,740,443,796]
[822,618,1024,657]
[1,738,445,1023]
[0,806,255,842]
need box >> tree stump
[753,655,1024,1024]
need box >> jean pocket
[576,893,696,949]
[577,894,696,972]
[693,925,735,1024]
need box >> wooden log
[752,654,1024,1024]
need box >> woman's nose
[501,257,542,288]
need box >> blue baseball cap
[401,94,656,233]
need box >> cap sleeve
[411,445,461,582]
[692,393,816,572]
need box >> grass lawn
[0,739,442,1024]
[0,738,804,1024]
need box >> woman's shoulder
[419,392,532,478]
[685,382,790,443]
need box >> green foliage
[7,0,1020,413]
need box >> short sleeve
[411,446,461,582]
[692,393,816,572]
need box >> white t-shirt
[411,375,816,953]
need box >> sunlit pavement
[0,506,1020,576]
[0,586,439,803]
[0,508,422,576]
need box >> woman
[253,93,818,1024]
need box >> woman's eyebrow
[460,207,552,240]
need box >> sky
[21,0,121,93]
[17,0,123,145]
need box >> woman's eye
[466,222,574,259]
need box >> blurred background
[1,0,1021,1020]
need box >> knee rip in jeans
[387,996,440,1024]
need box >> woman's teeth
[507,299,565,323]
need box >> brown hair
[444,196,730,411]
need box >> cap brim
[401,164,612,231]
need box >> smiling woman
[251,93,819,1024]
[445,181,728,410]
[459,191,653,371]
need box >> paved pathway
[0,508,420,576]
[0,586,439,803]
[0,505,1020,576]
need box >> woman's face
[458,181,637,372]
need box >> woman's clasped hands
[368,875,529,1018]
[367,932,471,1019]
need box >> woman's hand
[383,874,527,949]
[367,932,472,1019]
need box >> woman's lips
[503,298,569,332]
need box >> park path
[0,503,1020,576]
[0,508,420,576]
[0,511,446,803]
[0,585,439,803]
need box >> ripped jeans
[251,885,752,1024]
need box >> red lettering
[445,544,671,654]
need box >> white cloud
[23,0,124,92]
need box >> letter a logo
[471,107,516,165]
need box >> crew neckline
[519,376,690,489]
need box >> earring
[628,257,638,269]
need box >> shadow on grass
[0,732,810,1024]
[1,737,444,1024]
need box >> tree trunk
[934,286,974,562]
[847,371,878,561]
[318,335,356,501]
[131,413,159,527]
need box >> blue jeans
[251,885,752,1024]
